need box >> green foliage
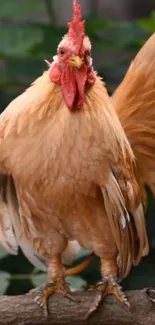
[0,272,9,294]
[32,273,46,287]
[0,0,155,295]
[0,0,151,102]
[0,0,45,19]
[0,246,8,259]
[0,25,44,56]
[137,11,155,32]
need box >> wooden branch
[0,288,154,325]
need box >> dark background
[0,0,155,295]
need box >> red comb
[67,0,85,55]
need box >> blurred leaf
[138,19,155,33]
[75,249,92,260]
[86,18,110,38]
[137,11,155,32]
[9,273,34,280]
[101,22,145,50]
[6,278,33,295]
[0,57,44,85]
[0,271,9,294]
[87,18,110,31]
[32,272,87,290]
[152,11,155,20]
[66,276,87,289]
[0,246,8,259]
[32,273,46,287]
[0,0,46,20]
[38,25,66,58]
[0,249,34,274]
[0,25,43,56]
[123,252,155,290]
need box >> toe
[33,283,55,316]
[111,282,130,309]
[33,280,79,316]
[85,278,130,319]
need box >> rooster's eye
[86,50,91,56]
[59,49,65,55]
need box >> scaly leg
[86,257,130,318]
[34,254,77,316]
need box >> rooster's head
[49,0,96,110]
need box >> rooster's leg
[34,254,76,316]
[86,257,130,318]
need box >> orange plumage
[112,33,155,200]
[0,0,154,316]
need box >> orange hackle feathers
[67,0,85,55]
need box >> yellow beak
[68,56,83,69]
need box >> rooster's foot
[86,277,130,318]
[34,280,77,316]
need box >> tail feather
[112,33,155,197]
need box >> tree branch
[0,288,154,325]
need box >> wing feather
[112,33,155,197]
[0,175,48,271]
[0,175,18,255]
[101,168,148,280]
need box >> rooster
[0,0,153,317]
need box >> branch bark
[0,288,154,325]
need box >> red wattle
[87,67,96,85]
[76,65,87,109]
[61,64,76,110]
[49,63,96,110]
[49,63,62,84]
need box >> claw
[34,281,79,317]
[86,278,130,319]
[85,292,102,319]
